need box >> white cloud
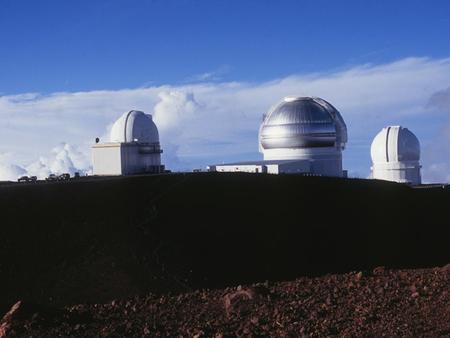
[427,87,450,114]
[153,91,200,131]
[421,87,450,183]
[0,143,90,181]
[26,143,91,178]
[1,57,450,181]
[0,163,27,181]
[185,65,232,82]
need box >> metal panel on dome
[397,128,420,162]
[259,97,344,150]
[260,124,336,148]
[265,100,334,125]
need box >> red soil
[1,265,449,337]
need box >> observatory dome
[371,126,420,164]
[259,97,347,151]
[370,126,421,185]
[110,110,159,143]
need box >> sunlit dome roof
[371,126,420,163]
[259,96,347,150]
[110,110,159,144]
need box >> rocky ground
[1,265,449,337]
[1,174,449,337]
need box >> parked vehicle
[74,172,80,179]
[45,173,74,182]
[17,176,38,183]
[58,173,71,181]
[46,174,57,181]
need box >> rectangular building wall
[120,144,162,175]
[210,160,311,175]
[93,143,163,176]
[92,143,123,175]
[278,160,311,174]
[213,164,266,173]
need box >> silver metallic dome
[259,97,347,150]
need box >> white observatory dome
[110,110,159,144]
[370,126,421,185]
[259,96,347,151]
[371,126,420,163]
[258,96,347,177]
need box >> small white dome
[110,110,159,143]
[371,126,420,163]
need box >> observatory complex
[370,126,422,185]
[90,98,422,186]
[92,110,164,176]
[208,96,348,177]
[208,96,423,185]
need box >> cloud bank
[1,57,450,182]
[0,143,91,180]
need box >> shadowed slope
[0,173,448,312]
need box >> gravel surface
[1,265,449,337]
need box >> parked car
[18,176,29,183]
[74,172,80,179]
[58,173,71,181]
[46,174,57,181]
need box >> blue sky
[1,0,450,181]
[2,0,450,93]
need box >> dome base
[262,147,344,177]
[92,142,163,176]
[371,161,421,185]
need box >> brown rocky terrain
[1,265,449,337]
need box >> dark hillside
[0,173,448,312]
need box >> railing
[138,144,163,154]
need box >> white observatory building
[92,110,164,176]
[370,126,421,185]
[209,96,348,177]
